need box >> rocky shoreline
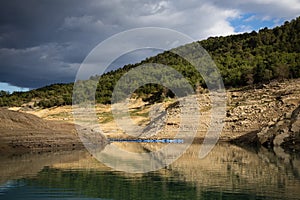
[143,79,300,153]
[225,80,300,153]
[1,78,300,155]
[231,105,300,153]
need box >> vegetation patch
[0,17,299,108]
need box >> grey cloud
[0,0,299,89]
[0,44,79,88]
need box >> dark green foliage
[1,17,299,108]
[0,83,73,108]
[200,17,300,86]
[23,167,201,200]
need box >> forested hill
[1,17,299,108]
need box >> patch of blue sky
[229,13,285,33]
[0,82,30,93]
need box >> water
[1,143,300,200]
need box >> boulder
[232,105,300,152]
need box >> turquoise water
[1,143,300,200]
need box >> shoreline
[1,78,300,155]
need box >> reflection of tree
[17,142,300,200]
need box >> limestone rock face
[281,106,300,152]
[232,105,300,153]
[256,106,299,148]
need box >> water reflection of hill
[93,142,300,198]
[0,150,89,185]
[170,143,300,199]
[1,143,300,199]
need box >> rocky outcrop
[134,79,300,146]
[281,106,300,152]
[224,80,300,138]
[139,104,167,138]
[144,79,300,142]
[232,105,300,152]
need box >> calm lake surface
[1,142,300,200]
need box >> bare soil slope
[0,108,84,154]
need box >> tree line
[1,17,299,107]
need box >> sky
[0,0,299,93]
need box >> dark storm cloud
[0,0,122,88]
[0,0,299,89]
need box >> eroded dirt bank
[0,108,86,154]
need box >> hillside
[0,108,84,153]
[0,17,299,108]
[0,104,110,154]
[19,78,300,153]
